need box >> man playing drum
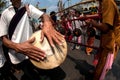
[0,0,65,80]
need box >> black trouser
[0,62,18,80]
[17,59,66,80]
[15,59,41,80]
[36,66,66,80]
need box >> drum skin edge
[29,30,68,70]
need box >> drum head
[29,30,67,69]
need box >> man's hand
[85,19,98,27]
[42,23,65,48]
[40,14,65,48]
[2,36,46,62]
[15,38,46,61]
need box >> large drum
[29,30,67,69]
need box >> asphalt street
[60,42,120,80]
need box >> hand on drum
[42,23,65,48]
[16,38,46,61]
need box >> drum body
[29,30,67,69]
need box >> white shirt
[0,39,6,68]
[71,16,83,31]
[0,4,44,66]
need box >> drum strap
[8,6,27,39]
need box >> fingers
[56,31,65,38]
[24,46,46,61]
[54,30,65,43]
[46,30,65,47]
[46,36,55,47]
[31,45,46,57]
[53,33,64,45]
[29,56,41,62]
[42,26,65,48]
[28,53,45,61]
[40,30,44,43]
[20,40,46,61]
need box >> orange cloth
[86,36,95,55]
[94,0,120,80]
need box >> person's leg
[0,67,5,80]
[16,60,41,80]
[93,49,109,80]
[76,36,82,49]
[36,66,66,80]
[0,62,18,80]
[114,45,119,59]
[48,67,66,80]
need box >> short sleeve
[0,12,8,37]
[102,0,115,27]
[29,5,44,19]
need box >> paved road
[60,42,95,80]
[60,42,120,80]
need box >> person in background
[50,11,57,26]
[71,10,83,50]
[73,10,83,49]
[0,0,65,80]
[86,26,96,55]
[85,0,120,80]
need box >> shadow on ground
[67,55,95,80]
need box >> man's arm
[1,35,46,61]
[27,5,64,47]
[41,14,65,47]
[85,19,111,33]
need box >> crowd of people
[52,6,99,55]
[0,0,120,80]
